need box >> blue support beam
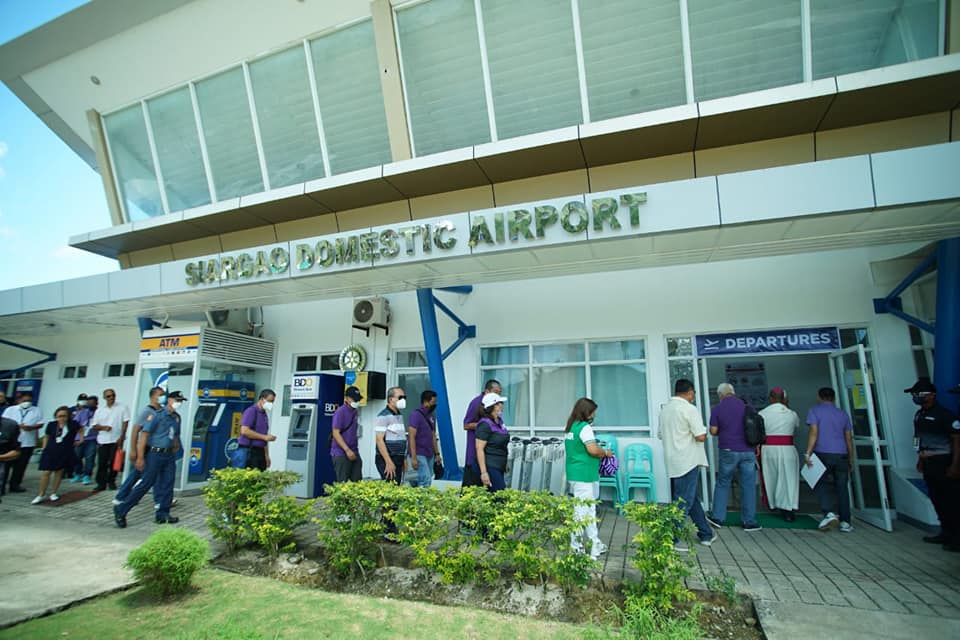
[873,250,938,335]
[416,288,463,480]
[934,238,960,415]
[0,338,57,379]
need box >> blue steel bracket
[0,338,57,379]
[873,251,938,335]
[432,294,477,361]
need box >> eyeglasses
[396,395,406,400]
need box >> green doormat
[718,511,820,530]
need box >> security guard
[906,378,960,551]
[113,390,185,528]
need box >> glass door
[829,344,893,531]
[698,358,716,509]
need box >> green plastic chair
[595,434,624,512]
[623,442,657,503]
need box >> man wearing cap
[331,386,363,483]
[907,377,960,550]
[758,387,800,521]
[113,390,185,527]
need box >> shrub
[314,480,397,578]
[204,468,313,556]
[704,568,739,603]
[621,501,695,612]
[126,528,208,596]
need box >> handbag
[599,454,619,477]
[112,446,125,473]
[433,458,444,480]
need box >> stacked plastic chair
[595,434,624,512]
[622,442,657,503]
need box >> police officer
[113,390,185,528]
[906,377,960,551]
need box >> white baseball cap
[481,392,507,408]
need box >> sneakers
[49,493,60,502]
[113,507,127,528]
[700,533,718,547]
[839,522,854,533]
[818,512,839,530]
[69,475,82,483]
[590,542,608,559]
[31,495,46,505]
[112,498,123,506]
[742,523,763,533]
[155,516,180,524]
[81,476,91,485]
[706,515,724,529]
[673,541,690,552]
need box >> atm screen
[291,410,312,438]
[192,405,217,439]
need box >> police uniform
[113,401,182,527]
[912,391,960,547]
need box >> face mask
[172,402,183,411]
[157,395,166,405]
[396,398,407,410]
[263,401,274,411]
[77,400,87,407]
[428,404,437,413]
[349,401,360,409]
[587,417,595,424]
[19,401,32,409]
[912,394,927,406]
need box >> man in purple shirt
[237,389,277,471]
[331,386,363,483]
[707,383,761,532]
[461,379,501,488]
[804,387,854,532]
[408,390,441,488]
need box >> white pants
[570,481,602,554]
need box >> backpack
[743,404,766,447]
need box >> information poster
[724,362,768,408]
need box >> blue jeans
[416,455,434,488]
[74,440,97,477]
[672,466,712,542]
[115,451,176,519]
[711,449,758,526]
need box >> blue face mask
[158,395,167,405]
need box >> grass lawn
[2,569,597,640]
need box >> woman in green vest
[565,397,613,560]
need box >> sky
[0,0,119,289]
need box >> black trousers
[461,462,482,488]
[7,446,34,490]
[375,452,406,485]
[924,454,960,542]
[96,442,118,488]
[245,446,267,471]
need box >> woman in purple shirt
[473,393,510,493]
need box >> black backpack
[743,404,766,447]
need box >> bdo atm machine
[189,380,255,482]
[286,373,343,498]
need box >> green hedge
[127,528,208,596]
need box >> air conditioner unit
[205,308,253,335]
[353,297,390,329]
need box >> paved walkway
[2,464,959,637]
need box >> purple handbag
[599,454,619,477]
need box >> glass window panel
[688,0,803,102]
[146,87,211,212]
[250,47,325,188]
[123,364,136,376]
[912,349,931,379]
[295,355,318,372]
[395,351,428,368]
[579,0,686,121]
[311,20,392,174]
[319,355,341,371]
[812,0,940,79]
[839,328,870,348]
[533,343,584,363]
[107,364,122,377]
[483,367,530,427]
[103,105,163,220]
[396,0,491,155]
[533,366,585,427]
[78,366,87,378]
[591,363,649,426]
[590,340,645,361]
[667,336,693,358]
[398,372,432,423]
[481,346,529,366]
[195,67,264,199]
[481,0,582,138]
[669,360,695,392]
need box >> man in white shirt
[658,379,715,549]
[91,388,130,491]
[2,391,44,493]
[758,387,801,521]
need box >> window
[293,353,340,372]
[394,350,431,418]
[396,0,491,155]
[579,0,686,121]
[688,0,803,102]
[909,325,934,380]
[480,340,649,433]
[250,46,326,188]
[811,0,942,80]
[61,365,88,380]
[105,362,136,378]
[146,87,211,211]
[103,104,163,220]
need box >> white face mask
[19,401,32,409]
[262,401,274,411]
[396,398,407,410]
[77,400,87,407]
[172,402,183,411]
[349,400,360,409]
